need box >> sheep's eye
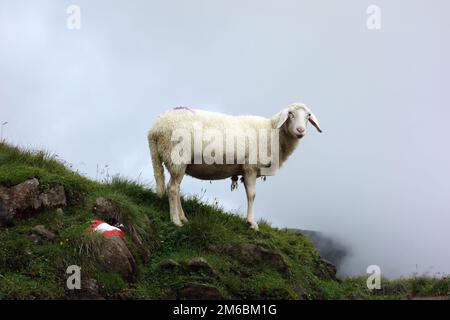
[289,112,294,119]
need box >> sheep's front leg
[243,171,258,230]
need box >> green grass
[96,272,128,297]
[0,142,448,300]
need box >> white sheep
[148,103,322,230]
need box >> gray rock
[70,278,105,300]
[32,225,56,241]
[159,259,180,270]
[349,293,363,300]
[93,197,118,221]
[0,201,8,226]
[209,243,288,273]
[323,259,337,280]
[188,257,217,275]
[179,283,224,300]
[0,178,67,226]
[29,233,42,244]
[315,258,337,281]
[294,284,308,300]
[81,279,104,300]
[40,185,67,207]
[96,235,138,282]
[374,283,407,295]
[288,229,349,272]
[161,288,178,300]
[0,178,41,225]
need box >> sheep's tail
[148,132,165,198]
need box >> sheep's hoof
[180,216,189,224]
[172,219,183,227]
[248,221,259,231]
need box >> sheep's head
[274,103,322,139]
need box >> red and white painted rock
[88,220,125,238]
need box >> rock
[209,243,288,273]
[71,278,104,300]
[0,178,41,210]
[0,178,66,226]
[0,202,8,226]
[0,178,41,225]
[81,279,104,300]
[39,185,66,207]
[29,233,42,244]
[93,197,118,221]
[31,225,56,241]
[323,259,337,280]
[188,257,217,275]
[374,283,407,295]
[0,206,13,226]
[161,288,177,300]
[97,235,138,282]
[289,229,349,272]
[159,259,180,270]
[315,258,337,281]
[93,196,151,260]
[349,293,363,300]
[179,283,224,300]
[259,287,293,299]
[294,284,308,300]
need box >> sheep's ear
[309,113,322,133]
[275,109,289,129]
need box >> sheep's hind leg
[177,190,188,224]
[167,177,182,226]
[167,165,186,227]
[243,170,258,231]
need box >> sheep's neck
[278,128,299,167]
[269,117,299,168]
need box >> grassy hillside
[0,142,448,300]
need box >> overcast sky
[1,0,449,278]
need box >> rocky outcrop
[93,197,119,222]
[31,225,56,241]
[0,178,41,225]
[39,185,66,207]
[179,283,224,300]
[374,283,407,295]
[70,278,105,300]
[188,257,217,276]
[315,258,337,281]
[159,259,180,270]
[0,178,66,226]
[288,229,349,273]
[162,282,224,300]
[0,202,6,226]
[209,243,289,273]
